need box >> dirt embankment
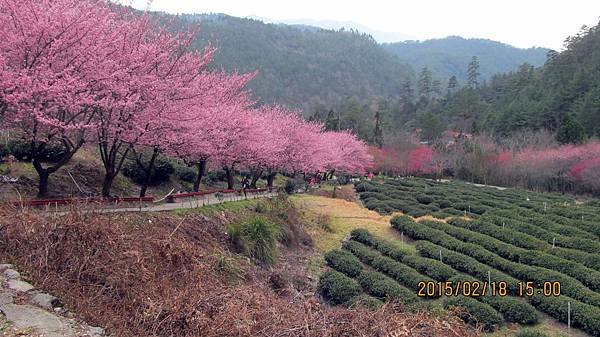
[0,197,475,337]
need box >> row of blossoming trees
[370,133,600,196]
[0,0,372,198]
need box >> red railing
[12,196,155,207]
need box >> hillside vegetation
[176,14,413,110]
[383,36,548,83]
[417,22,600,137]
[0,196,476,337]
[160,13,549,112]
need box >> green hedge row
[416,243,599,335]
[415,241,520,294]
[448,275,538,324]
[349,228,411,261]
[324,249,363,278]
[349,228,456,283]
[443,296,502,331]
[548,206,600,224]
[433,219,600,292]
[399,217,600,308]
[486,215,600,271]
[482,213,600,254]
[529,294,600,336]
[400,255,456,281]
[318,270,362,305]
[491,210,600,271]
[357,271,419,304]
[345,294,383,310]
[515,208,600,237]
[343,240,434,294]
[447,218,545,250]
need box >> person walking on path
[241,176,250,198]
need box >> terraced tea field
[319,178,600,336]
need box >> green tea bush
[324,249,363,277]
[357,271,418,304]
[448,275,538,324]
[345,294,383,310]
[529,294,600,336]
[401,255,456,281]
[359,192,391,201]
[342,240,379,265]
[484,213,600,254]
[443,296,502,331]
[318,270,362,305]
[415,241,520,294]
[438,219,600,292]
[406,208,428,217]
[416,194,433,204]
[412,220,600,307]
[349,228,411,261]
[370,254,434,293]
[227,216,281,265]
[345,237,434,294]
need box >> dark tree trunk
[329,170,335,179]
[101,173,116,197]
[99,142,130,197]
[193,160,207,192]
[138,148,159,198]
[31,141,79,198]
[37,171,50,198]
[250,170,262,189]
[224,167,235,190]
[267,172,276,188]
[322,172,328,181]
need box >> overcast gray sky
[124,0,600,50]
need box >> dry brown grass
[291,194,413,254]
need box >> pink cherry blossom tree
[0,0,130,197]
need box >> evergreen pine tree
[467,56,480,89]
[447,75,458,95]
[418,67,433,99]
[557,114,586,144]
[373,110,383,148]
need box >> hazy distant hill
[156,12,551,112]
[250,16,416,42]
[383,36,549,84]
[173,14,413,110]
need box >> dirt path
[41,191,279,215]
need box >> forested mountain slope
[174,14,413,110]
[417,23,600,138]
[383,36,549,83]
[159,13,550,113]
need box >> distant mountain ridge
[249,16,417,42]
[383,36,549,83]
[153,11,550,111]
[173,13,413,110]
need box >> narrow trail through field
[41,191,280,215]
[291,194,413,254]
